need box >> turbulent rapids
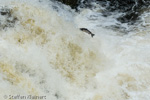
[0,0,150,100]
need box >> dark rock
[56,0,79,9]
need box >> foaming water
[0,0,150,100]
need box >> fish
[80,28,95,37]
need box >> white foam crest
[0,0,150,100]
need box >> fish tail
[91,34,95,37]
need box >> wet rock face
[56,0,79,9]
[0,7,17,30]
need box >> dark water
[56,0,150,25]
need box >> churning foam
[0,0,150,100]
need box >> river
[0,0,150,100]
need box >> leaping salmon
[80,28,95,37]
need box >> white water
[0,0,150,100]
